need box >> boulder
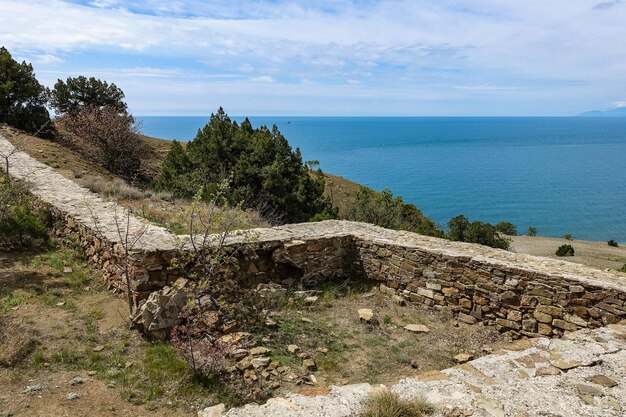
[404,324,430,333]
[132,285,189,339]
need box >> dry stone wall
[2,133,625,337]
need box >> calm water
[138,116,626,242]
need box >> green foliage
[495,221,517,236]
[50,75,127,115]
[556,244,575,257]
[156,108,332,223]
[0,47,51,134]
[527,226,537,237]
[154,140,192,198]
[347,187,442,237]
[563,234,573,240]
[360,390,434,417]
[619,264,626,273]
[447,214,510,250]
[607,240,618,247]
[0,181,49,248]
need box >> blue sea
[138,116,626,242]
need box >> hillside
[577,107,626,117]
[0,123,373,219]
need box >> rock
[457,313,478,325]
[316,347,329,353]
[535,366,561,376]
[131,285,189,339]
[304,296,318,305]
[392,295,406,306]
[576,384,604,397]
[303,358,317,371]
[251,357,271,368]
[587,374,618,388]
[198,403,225,417]
[230,348,249,361]
[288,344,300,353]
[66,392,80,400]
[298,352,311,359]
[69,377,84,386]
[250,347,271,356]
[219,332,251,345]
[265,318,277,328]
[301,318,312,323]
[23,384,43,394]
[403,324,430,333]
[92,345,105,352]
[236,357,253,371]
[453,353,474,364]
[358,308,374,322]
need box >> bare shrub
[0,317,38,367]
[56,105,144,180]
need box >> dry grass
[80,175,172,201]
[0,317,38,367]
[360,390,435,417]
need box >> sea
[137,116,626,242]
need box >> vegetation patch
[556,244,575,257]
[360,390,435,417]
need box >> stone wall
[2,133,625,337]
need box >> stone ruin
[2,134,625,416]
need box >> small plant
[619,264,626,273]
[383,315,392,325]
[527,226,537,237]
[360,390,435,417]
[556,244,575,257]
[563,234,573,240]
[608,240,619,247]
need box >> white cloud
[2,0,626,115]
[249,75,274,83]
[34,53,63,64]
[613,101,626,108]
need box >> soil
[0,247,216,417]
[510,235,626,271]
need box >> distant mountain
[578,107,626,117]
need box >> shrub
[346,187,441,237]
[620,264,626,273]
[527,226,537,237]
[563,234,573,240]
[556,244,575,257]
[0,181,49,248]
[360,390,434,417]
[56,105,144,180]
[447,215,510,250]
[50,76,128,115]
[0,47,51,134]
[495,221,517,236]
[608,240,618,247]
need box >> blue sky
[1,0,626,116]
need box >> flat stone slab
[208,322,626,417]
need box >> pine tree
[154,140,192,198]
[0,47,51,134]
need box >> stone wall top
[2,133,625,294]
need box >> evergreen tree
[154,140,192,198]
[157,108,332,223]
[0,47,50,134]
[50,76,127,115]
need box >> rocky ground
[211,321,626,417]
[253,282,507,391]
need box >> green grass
[0,289,30,314]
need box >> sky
[1,0,626,116]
